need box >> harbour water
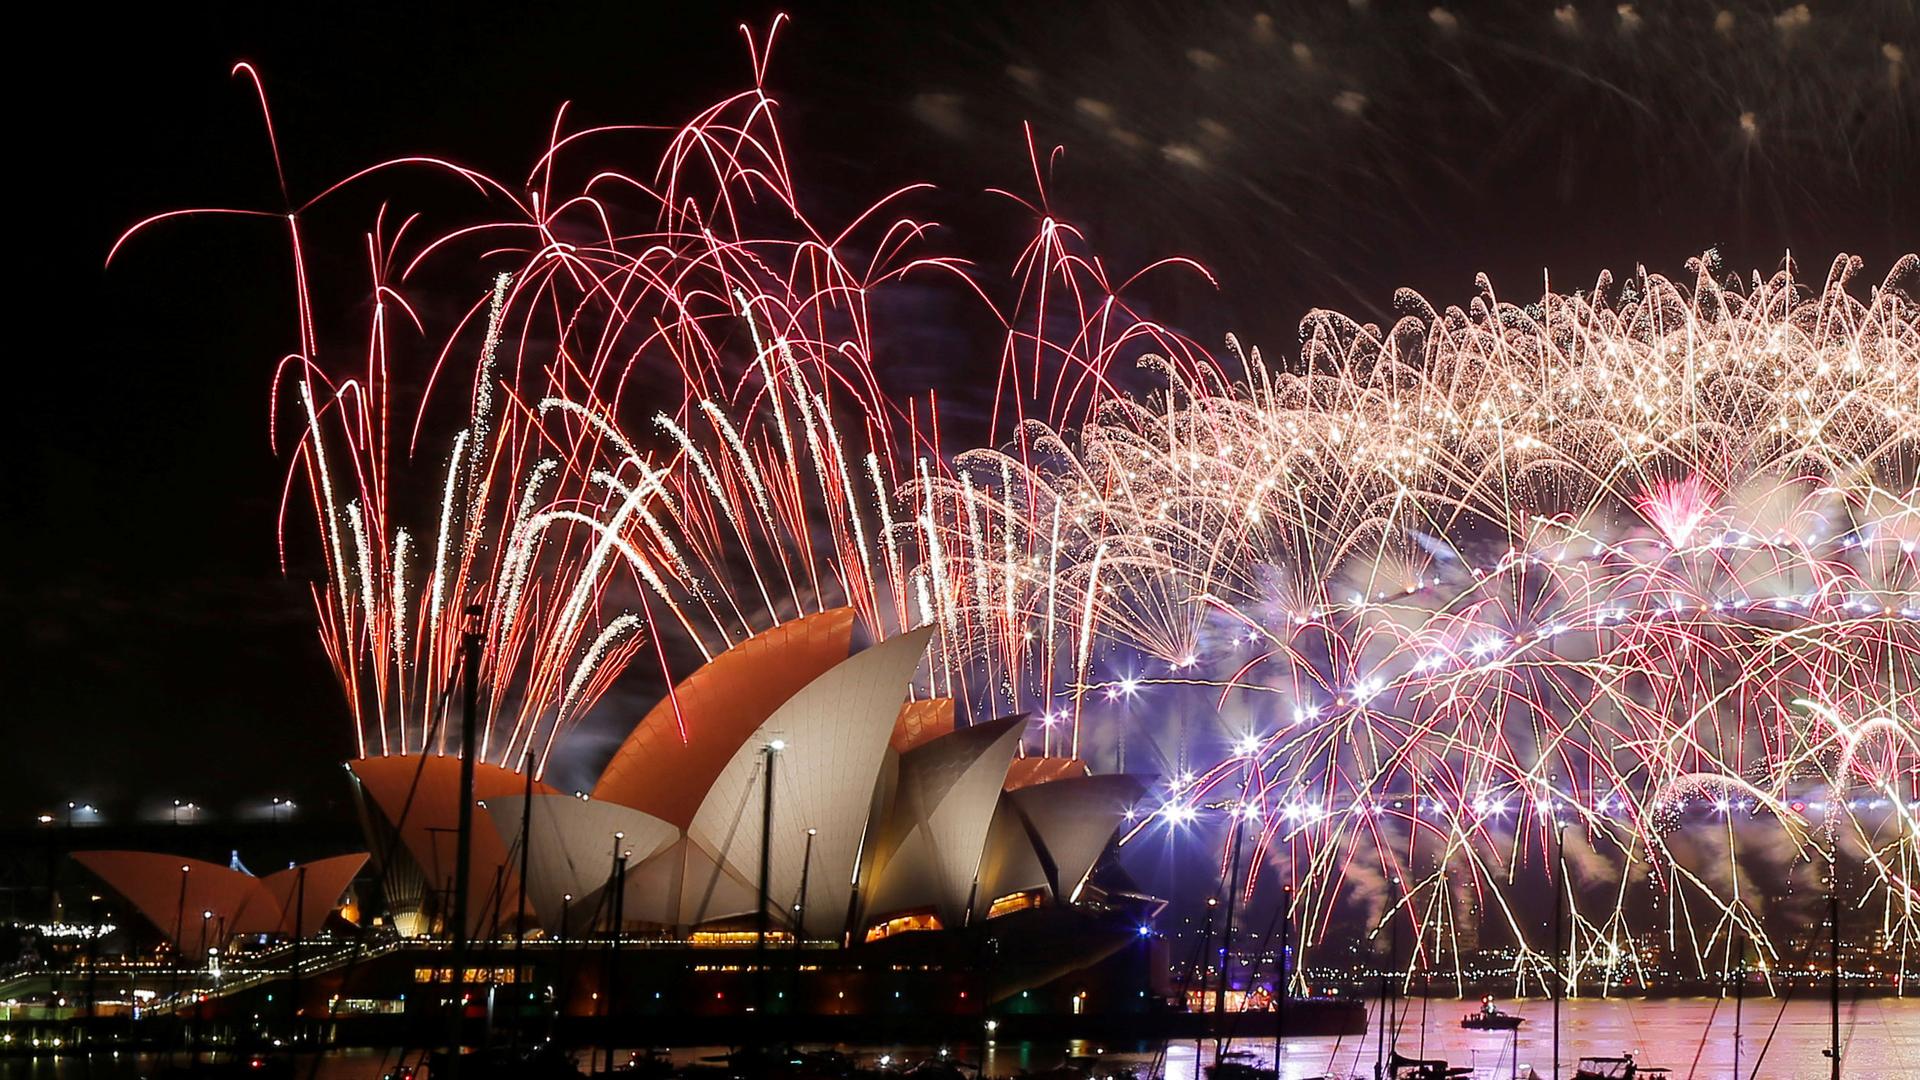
[3,998,1916,1079]
[1146,997,1920,1079]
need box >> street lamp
[553,892,575,1022]
[794,828,817,923]
[271,798,293,863]
[756,738,784,1028]
[36,814,58,924]
[84,893,104,1038]
[191,910,213,1067]
[599,838,631,1076]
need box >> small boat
[1572,1053,1672,1080]
[592,1048,675,1077]
[429,1041,583,1079]
[1063,1055,1139,1080]
[900,1061,970,1080]
[1459,995,1525,1031]
[1205,1050,1277,1080]
[1022,1068,1091,1080]
[680,1046,856,1079]
[1388,1051,1473,1079]
[150,1054,295,1079]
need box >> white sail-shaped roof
[618,835,761,928]
[863,714,1028,927]
[687,624,934,939]
[482,794,678,931]
[971,797,1051,920]
[1008,773,1148,903]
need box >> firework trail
[929,251,1918,989]
[270,241,655,776]
[115,19,1917,992]
[110,20,1210,771]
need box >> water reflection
[2,999,1915,1079]
[1148,997,1920,1080]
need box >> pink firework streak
[111,19,1218,771]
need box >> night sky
[12,1,1915,825]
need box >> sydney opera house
[67,611,1173,1037]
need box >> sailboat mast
[1732,934,1744,1080]
[1553,822,1565,1080]
[1830,837,1841,1080]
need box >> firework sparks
[935,252,1918,990]
[114,21,1916,994]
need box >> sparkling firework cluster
[119,24,1916,989]
[978,252,1920,990]
[115,26,1207,775]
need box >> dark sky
[11,1,1916,825]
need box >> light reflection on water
[2,999,1916,1079]
[1140,998,1920,1080]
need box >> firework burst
[115,20,1916,993]
[930,251,1918,989]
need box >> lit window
[863,909,944,942]
[986,890,1045,919]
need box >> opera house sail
[68,610,1177,1033]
